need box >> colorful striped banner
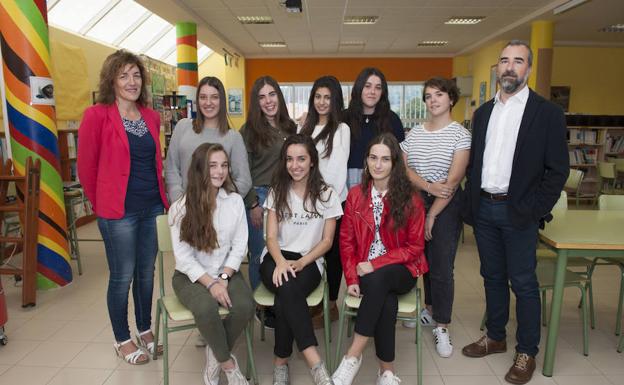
[176,22,197,102]
[0,0,71,288]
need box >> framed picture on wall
[228,88,243,115]
[490,64,498,99]
[479,81,487,106]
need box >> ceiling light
[339,41,365,46]
[418,41,448,47]
[343,16,379,25]
[445,17,485,25]
[599,23,624,32]
[553,0,589,15]
[259,41,287,48]
[238,16,273,24]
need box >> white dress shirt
[481,85,529,194]
[168,189,248,282]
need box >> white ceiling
[140,0,624,58]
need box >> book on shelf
[606,133,624,154]
[568,128,601,145]
[568,148,598,165]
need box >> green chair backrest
[598,195,624,210]
[598,162,616,179]
[565,169,584,190]
[157,214,173,253]
[608,158,624,173]
[552,190,568,211]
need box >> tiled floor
[1,222,623,385]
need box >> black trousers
[354,264,415,362]
[260,250,321,358]
[421,190,462,324]
[326,201,346,301]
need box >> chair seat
[162,295,229,322]
[253,282,324,307]
[344,288,418,314]
[536,261,587,287]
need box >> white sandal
[113,339,149,365]
[135,330,163,356]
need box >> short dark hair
[422,77,460,107]
[504,40,533,67]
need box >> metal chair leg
[245,323,258,385]
[334,300,347,370]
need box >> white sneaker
[432,327,453,358]
[224,355,249,385]
[196,334,207,347]
[376,370,401,385]
[332,355,362,385]
[403,308,433,328]
[202,346,220,385]
[273,364,289,385]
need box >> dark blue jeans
[473,198,540,357]
[97,203,164,342]
[247,186,269,290]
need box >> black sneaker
[255,307,276,330]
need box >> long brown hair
[272,134,330,222]
[179,143,237,252]
[244,76,296,152]
[344,67,392,139]
[300,76,343,159]
[97,49,149,106]
[361,133,416,230]
[193,76,232,135]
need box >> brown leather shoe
[504,353,536,384]
[461,335,507,358]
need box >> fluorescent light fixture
[445,17,485,25]
[339,40,365,46]
[418,41,448,47]
[259,41,287,48]
[344,16,379,25]
[238,16,274,24]
[553,0,589,15]
[599,23,624,32]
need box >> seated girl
[260,134,342,385]
[169,143,254,385]
[332,133,428,385]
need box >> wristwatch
[218,273,231,281]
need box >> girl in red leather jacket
[332,133,427,385]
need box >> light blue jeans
[97,203,164,342]
[246,186,269,290]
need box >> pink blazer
[77,103,169,219]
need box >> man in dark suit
[461,40,569,385]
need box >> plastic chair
[598,162,624,195]
[564,168,595,207]
[152,215,258,385]
[255,210,333,369]
[480,261,589,356]
[334,287,423,384]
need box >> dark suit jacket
[463,89,569,229]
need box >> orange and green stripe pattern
[0,0,71,288]
[176,22,198,88]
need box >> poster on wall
[489,64,498,99]
[228,88,243,115]
[479,81,487,106]
[30,76,55,105]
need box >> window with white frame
[280,83,426,128]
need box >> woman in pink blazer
[78,50,168,365]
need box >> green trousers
[172,270,254,362]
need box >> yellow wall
[198,52,246,129]
[552,47,624,115]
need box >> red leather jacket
[339,185,428,286]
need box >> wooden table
[539,210,624,376]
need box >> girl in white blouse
[169,143,254,385]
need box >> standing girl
[332,133,427,385]
[344,68,405,188]
[260,134,342,385]
[169,143,254,385]
[299,76,350,322]
[78,50,168,364]
[241,77,297,310]
[400,77,470,358]
[165,76,252,203]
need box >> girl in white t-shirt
[299,76,351,323]
[260,134,343,385]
